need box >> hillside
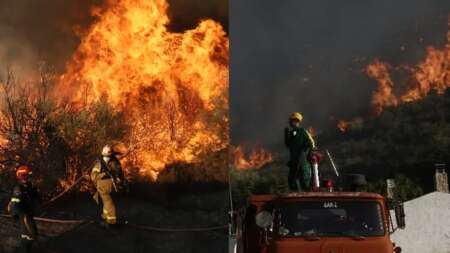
[321,88,450,193]
[231,89,450,204]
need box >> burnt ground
[0,185,229,253]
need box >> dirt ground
[0,188,229,253]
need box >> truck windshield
[277,201,385,237]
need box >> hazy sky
[230,0,449,151]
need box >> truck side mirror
[394,202,406,229]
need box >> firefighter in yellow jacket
[91,145,125,226]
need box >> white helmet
[101,145,113,157]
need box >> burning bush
[325,89,450,193]
[0,0,229,198]
[58,0,229,179]
[230,144,274,170]
[367,25,449,116]
[0,66,129,197]
[0,65,228,199]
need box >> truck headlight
[255,211,273,229]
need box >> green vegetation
[0,67,129,197]
[231,89,449,204]
[321,89,450,195]
[230,163,289,206]
[366,174,424,201]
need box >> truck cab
[234,192,404,253]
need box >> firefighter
[284,112,316,191]
[90,145,125,226]
[7,165,40,253]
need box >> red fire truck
[229,152,405,253]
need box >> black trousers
[15,214,37,253]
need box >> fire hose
[2,179,228,233]
[0,214,87,224]
[2,169,228,233]
[0,214,227,232]
[40,175,86,211]
[0,176,86,215]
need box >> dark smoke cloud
[167,0,228,33]
[230,0,449,151]
[0,0,101,73]
[0,0,228,74]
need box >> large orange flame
[366,59,398,115]
[367,19,449,115]
[58,0,228,179]
[230,145,274,170]
[0,136,6,147]
[337,21,448,131]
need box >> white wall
[391,192,450,253]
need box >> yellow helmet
[290,112,303,122]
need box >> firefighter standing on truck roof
[91,145,125,227]
[7,165,40,253]
[284,112,316,192]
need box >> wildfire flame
[58,0,228,179]
[366,59,398,115]
[367,20,449,115]
[0,137,6,147]
[230,144,274,170]
[338,19,449,131]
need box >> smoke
[230,0,449,150]
[0,0,101,73]
[167,0,228,33]
[0,0,228,75]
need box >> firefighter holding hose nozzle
[284,112,316,192]
[91,145,125,227]
[7,165,40,253]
